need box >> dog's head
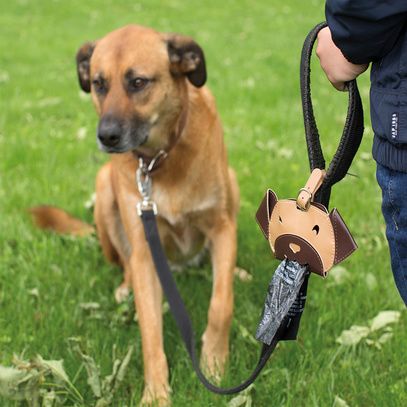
[256,190,357,276]
[76,25,206,153]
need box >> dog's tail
[29,205,95,237]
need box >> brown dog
[32,25,239,405]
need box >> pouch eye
[312,225,319,235]
[279,216,283,223]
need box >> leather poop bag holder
[253,168,358,346]
[256,168,357,278]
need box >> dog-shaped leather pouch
[256,169,357,277]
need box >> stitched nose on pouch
[289,243,301,254]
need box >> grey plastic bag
[256,259,308,345]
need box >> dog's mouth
[97,131,149,154]
[97,117,150,154]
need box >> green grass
[1,0,406,405]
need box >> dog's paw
[140,384,171,407]
[200,333,228,383]
[200,356,222,384]
[114,284,131,303]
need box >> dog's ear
[329,208,358,265]
[166,35,207,87]
[256,189,278,239]
[76,41,96,93]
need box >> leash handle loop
[300,22,364,206]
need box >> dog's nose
[98,117,122,147]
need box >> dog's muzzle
[97,115,149,153]
[98,116,122,148]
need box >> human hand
[316,27,369,91]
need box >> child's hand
[316,27,368,90]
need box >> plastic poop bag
[256,259,308,345]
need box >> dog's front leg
[118,193,170,406]
[130,246,170,406]
[201,215,237,378]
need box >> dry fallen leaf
[336,309,402,347]
[79,302,101,311]
[277,147,294,159]
[333,395,350,407]
[378,331,394,344]
[336,325,370,346]
[366,331,394,350]
[69,339,134,405]
[370,310,401,332]
[328,266,350,286]
[33,355,70,384]
[1,354,82,405]
[71,346,102,398]
[0,366,27,399]
[228,384,254,407]
[365,273,378,290]
[228,394,249,407]
[235,267,253,282]
[77,127,87,140]
[255,140,277,152]
[84,192,97,210]
[28,288,40,298]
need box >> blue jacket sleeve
[326,0,407,64]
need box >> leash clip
[137,200,158,216]
[136,156,158,216]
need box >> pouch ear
[255,189,278,239]
[76,41,96,93]
[166,35,207,87]
[329,208,358,264]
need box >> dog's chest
[150,184,218,262]
[152,184,219,226]
[161,218,206,263]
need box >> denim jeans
[376,163,407,305]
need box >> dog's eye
[92,78,107,94]
[312,225,320,235]
[278,216,283,223]
[129,77,149,91]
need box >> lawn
[0,0,406,406]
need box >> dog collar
[133,106,188,174]
[135,149,169,174]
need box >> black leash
[137,22,364,394]
[140,209,280,394]
[301,22,364,207]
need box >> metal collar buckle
[138,149,168,175]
